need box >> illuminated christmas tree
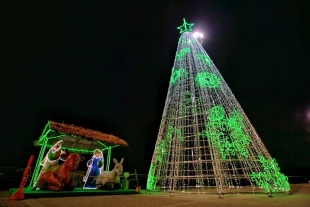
[147,19,290,195]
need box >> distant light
[193,32,204,44]
[307,108,310,122]
[193,32,203,38]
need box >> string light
[147,19,290,194]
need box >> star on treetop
[177,18,194,34]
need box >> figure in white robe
[32,140,64,189]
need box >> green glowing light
[250,156,290,192]
[196,53,211,67]
[186,39,192,44]
[177,48,190,60]
[177,18,194,34]
[156,140,166,162]
[147,163,156,190]
[170,67,188,84]
[182,91,192,103]
[45,144,96,154]
[195,71,220,88]
[178,36,192,45]
[208,106,225,122]
[200,106,250,159]
[179,92,203,116]
[147,30,290,194]
[167,125,184,142]
[155,125,184,163]
[179,91,192,114]
[178,36,183,43]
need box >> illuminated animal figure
[96,158,124,190]
[38,153,84,191]
[32,140,64,188]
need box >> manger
[29,120,128,188]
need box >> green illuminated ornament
[250,156,290,192]
[147,163,157,190]
[167,125,184,142]
[208,105,225,122]
[196,53,211,67]
[195,71,220,88]
[177,18,194,34]
[200,106,251,159]
[147,21,290,195]
[155,140,164,162]
[170,67,188,84]
[177,48,190,60]
[178,36,183,43]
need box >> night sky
[1,0,310,183]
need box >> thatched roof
[45,120,128,150]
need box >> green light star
[177,18,194,34]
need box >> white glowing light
[306,109,310,122]
[193,32,203,39]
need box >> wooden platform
[9,187,138,198]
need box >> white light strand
[147,32,288,194]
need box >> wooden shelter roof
[45,120,128,150]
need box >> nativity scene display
[30,120,128,191]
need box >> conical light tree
[147,19,290,195]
